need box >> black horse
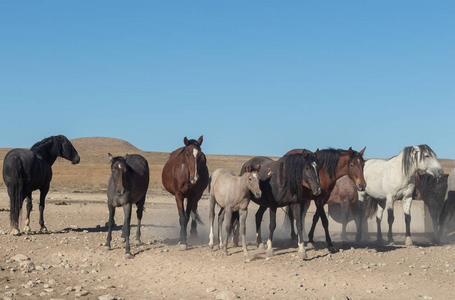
[105,153,149,259]
[2,135,80,235]
[240,150,322,259]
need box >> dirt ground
[0,189,454,300]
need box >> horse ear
[348,147,353,156]
[302,149,308,157]
[359,147,366,156]
[184,137,190,146]
[245,164,252,173]
[315,149,320,158]
[108,153,114,162]
[198,135,203,146]
[256,164,261,172]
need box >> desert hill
[0,137,453,192]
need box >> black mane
[318,148,365,179]
[284,152,318,196]
[31,135,61,151]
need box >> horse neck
[32,145,59,166]
[320,154,348,189]
[395,151,418,180]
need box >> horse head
[413,145,444,178]
[109,153,128,196]
[57,135,80,164]
[346,147,366,191]
[244,164,262,199]
[183,136,205,185]
[300,149,322,196]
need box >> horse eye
[350,164,354,168]
[249,177,252,181]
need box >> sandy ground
[0,190,454,300]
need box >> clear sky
[1,1,454,159]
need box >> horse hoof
[119,237,126,243]
[104,246,111,252]
[10,229,21,236]
[223,251,228,256]
[257,243,265,251]
[387,240,395,246]
[244,252,249,259]
[179,243,188,251]
[298,251,308,260]
[405,237,414,246]
[306,243,316,250]
[124,253,134,259]
[208,243,214,250]
[40,227,49,234]
[266,249,274,257]
[135,240,143,246]
[328,246,338,253]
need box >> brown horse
[162,136,209,250]
[286,147,366,252]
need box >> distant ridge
[71,137,141,152]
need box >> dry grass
[0,137,453,193]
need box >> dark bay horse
[161,136,209,250]
[105,153,149,259]
[240,150,322,259]
[286,147,366,252]
[2,135,80,235]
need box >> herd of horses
[2,135,455,259]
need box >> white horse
[357,145,444,246]
[208,165,262,258]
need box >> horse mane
[318,149,341,179]
[110,155,127,165]
[31,135,62,151]
[177,139,202,156]
[284,152,317,196]
[402,144,436,177]
[318,148,365,179]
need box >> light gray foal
[208,165,262,258]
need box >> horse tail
[191,210,205,225]
[9,156,26,229]
[363,195,378,219]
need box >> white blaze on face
[193,149,198,158]
[192,149,199,183]
[312,162,319,182]
[253,174,258,179]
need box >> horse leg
[355,192,366,242]
[385,196,395,245]
[255,205,267,249]
[231,211,240,247]
[123,203,133,259]
[208,193,216,249]
[239,209,249,258]
[290,203,307,260]
[24,193,33,234]
[218,207,225,249]
[308,204,320,248]
[266,206,277,257]
[135,195,145,246]
[287,205,297,241]
[189,197,199,238]
[175,193,188,250]
[375,199,386,244]
[223,208,233,255]
[302,201,310,243]
[38,185,49,233]
[319,203,336,252]
[104,204,116,251]
[402,196,413,246]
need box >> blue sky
[1,1,454,159]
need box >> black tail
[9,157,26,229]
[363,195,378,219]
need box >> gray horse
[208,165,262,258]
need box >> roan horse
[162,136,209,250]
[2,135,80,235]
[240,150,322,259]
[326,175,359,241]
[105,153,149,259]
[286,148,366,252]
[208,165,262,258]
[357,145,444,246]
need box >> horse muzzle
[117,188,126,196]
[254,191,262,199]
[356,182,366,192]
[72,155,81,165]
[312,186,322,196]
[190,176,198,185]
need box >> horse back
[3,148,51,191]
